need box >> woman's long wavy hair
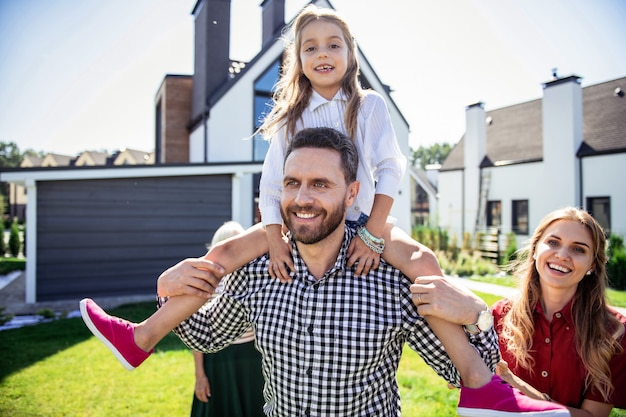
[502,207,624,401]
[258,5,363,142]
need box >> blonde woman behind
[190,221,264,417]
[494,207,626,417]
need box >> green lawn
[1,296,625,416]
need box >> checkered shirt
[166,226,499,416]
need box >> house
[438,75,626,250]
[0,0,411,308]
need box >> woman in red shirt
[494,207,626,417]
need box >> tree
[0,141,23,168]
[410,142,452,169]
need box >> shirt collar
[308,89,348,111]
[533,298,575,327]
[288,225,356,281]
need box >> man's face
[280,147,357,244]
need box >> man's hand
[410,276,488,325]
[157,257,225,298]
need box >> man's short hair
[284,127,359,184]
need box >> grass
[1,296,625,416]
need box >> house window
[486,201,501,228]
[587,196,611,234]
[253,59,281,161]
[512,200,529,235]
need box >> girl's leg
[381,224,492,389]
[81,223,270,369]
[135,223,269,350]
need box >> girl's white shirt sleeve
[351,91,407,218]
[258,129,286,227]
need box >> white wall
[437,170,464,242]
[583,153,626,238]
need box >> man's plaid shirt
[165,226,499,416]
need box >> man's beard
[281,201,345,245]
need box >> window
[512,200,529,235]
[486,201,501,228]
[587,197,611,234]
[253,59,281,161]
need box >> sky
[1,0,625,157]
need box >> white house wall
[437,170,464,242]
[583,153,626,237]
[189,124,206,163]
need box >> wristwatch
[463,309,494,335]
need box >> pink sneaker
[457,375,570,417]
[80,298,153,371]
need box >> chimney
[541,74,583,207]
[261,0,285,47]
[464,102,487,234]
[191,0,232,121]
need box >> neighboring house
[0,0,412,306]
[113,148,155,165]
[408,165,438,228]
[74,151,109,166]
[438,75,626,250]
[40,153,75,167]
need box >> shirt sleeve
[258,129,286,227]
[403,292,500,387]
[359,92,407,198]
[160,270,253,353]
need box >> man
[158,127,569,416]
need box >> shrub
[607,234,626,290]
[0,258,26,275]
[503,232,518,265]
[8,222,20,257]
[462,232,472,251]
[0,221,5,257]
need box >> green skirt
[190,341,265,417]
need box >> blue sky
[1,0,625,156]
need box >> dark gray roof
[441,76,626,171]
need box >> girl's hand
[194,372,211,402]
[347,235,381,276]
[268,232,294,283]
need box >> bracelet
[542,393,552,402]
[357,227,385,254]
[359,226,385,245]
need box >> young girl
[81,5,565,416]
[492,207,626,417]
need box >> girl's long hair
[259,5,363,142]
[502,207,624,401]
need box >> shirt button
[541,371,548,378]
[331,102,336,107]
[334,121,339,127]
[307,325,313,334]
[544,337,550,344]
[555,312,562,318]
[307,367,312,376]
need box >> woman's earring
[586,270,593,276]
[532,254,537,260]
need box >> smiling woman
[493,207,626,417]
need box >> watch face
[478,310,494,330]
